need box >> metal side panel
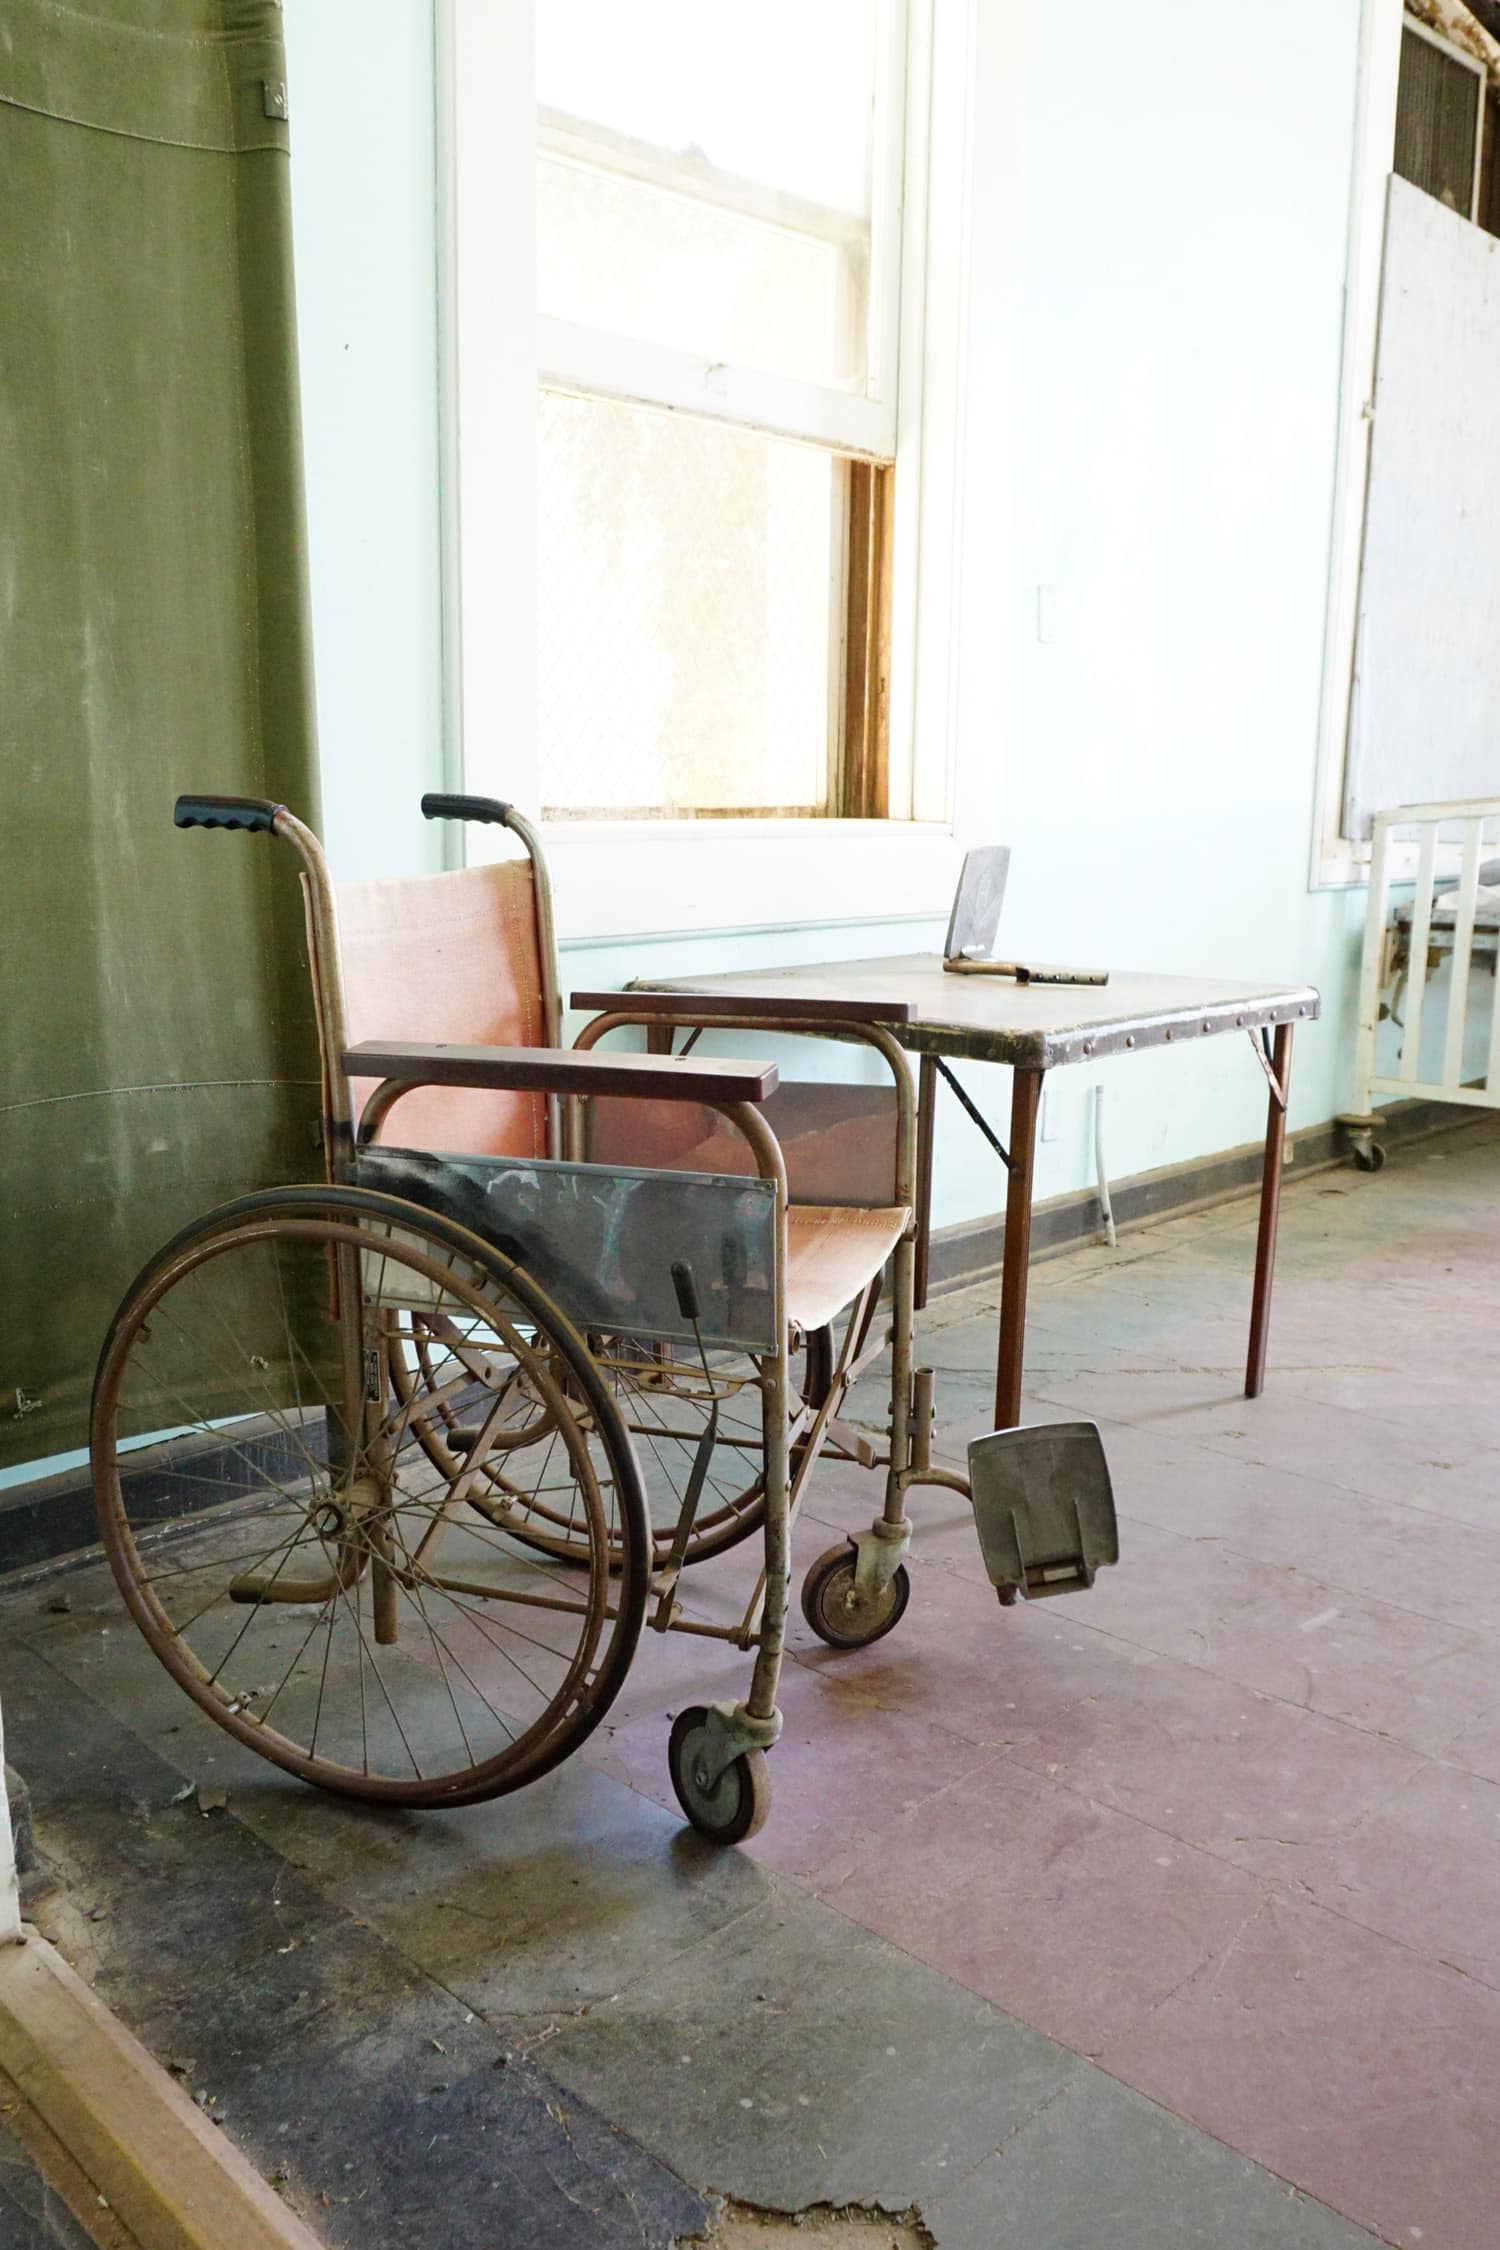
[356,1145,780,1352]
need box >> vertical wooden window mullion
[839,460,896,819]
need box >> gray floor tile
[925,2070,1385,2249]
[5,1557,772,2023]
[0,1647,712,2250]
[518,1883,1083,2216]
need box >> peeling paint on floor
[684,2201,931,2247]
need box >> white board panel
[1345,174,1500,838]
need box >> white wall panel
[1346,174,1500,836]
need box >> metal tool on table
[945,958,1109,986]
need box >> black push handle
[670,1261,701,1324]
[174,794,283,834]
[421,793,512,825]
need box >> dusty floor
[4,1118,1498,2248]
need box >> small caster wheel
[1350,1138,1386,1173]
[800,1540,910,1650]
[668,1707,771,1845]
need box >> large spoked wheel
[390,1320,835,1573]
[90,1186,649,1807]
[604,1323,836,1567]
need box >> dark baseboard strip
[0,1420,322,1589]
[923,1092,1497,1298]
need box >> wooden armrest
[572,986,915,1027]
[343,1041,779,1106]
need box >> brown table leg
[1245,1021,1294,1400]
[913,1053,937,1311]
[994,1066,1043,1431]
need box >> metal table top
[632,955,1321,1072]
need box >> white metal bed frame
[1344,796,1500,1170]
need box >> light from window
[538,391,840,818]
[535,0,899,821]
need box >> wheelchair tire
[668,1706,772,1845]
[91,1184,650,1808]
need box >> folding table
[578,959,1320,1429]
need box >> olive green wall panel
[1,0,322,1472]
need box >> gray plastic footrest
[966,1420,1119,1603]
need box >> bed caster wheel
[668,1707,771,1846]
[1350,1138,1386,1173]
[800,1541,910,1650]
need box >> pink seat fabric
[337,859,549,1157]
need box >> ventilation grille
[1395,24,1482,217]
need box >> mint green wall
[286,0,1375,1237]
[282,0,446,881]
[926,0,1369,1228]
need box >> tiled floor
[587,1118,1500,2248]
[4,1118,1498,2246]
[889,1132,1500,2246]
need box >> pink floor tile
[1098,1420,1500,1639]
[1073,1519,1495,1756]
[584,1625,1003,1882]
[1282,1761,1500,1991]
[788,1551,1154,1754]
[1005,1647,1427,1883]
[744,1662,999,1883]
[1443,1702,1500,1788]
[1103,1891,1500,2250]
[817,1753,1268,2057]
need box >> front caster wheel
[800,1541,910,1650]
[668,1707,771,1845]
[1350,1138,1386,1173]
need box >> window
[534,0,908,821]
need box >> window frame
[440,0,970,939]
[536,2,908,462]
[534,0,907,825]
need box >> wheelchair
[87,790,990,1844]
[91,796,1115,1845]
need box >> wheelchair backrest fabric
[337,860,550,1157]
[587,1081,901,1208]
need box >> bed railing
[1345,796,1500,1168]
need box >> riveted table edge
[621,978,1322,1074]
